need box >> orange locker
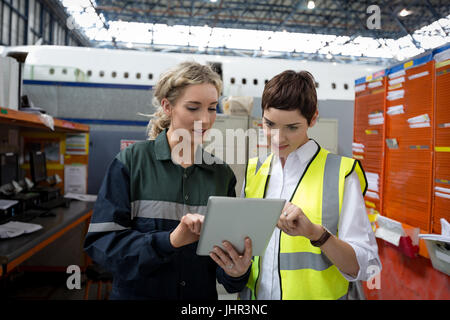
[353,71,386,221]
[354,44,450,262]
[383,55,434,232]
[432,52,450,234]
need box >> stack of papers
[375,215,405,246]
[435,186,450,200]
[367,81,382,88]
[387,104,404,116]
[0,199,19,210]
[64,192,97,202]
[388,77,405,86]
[368,112,384,125]
[355,84,366,92]
[388,70,406,79]
[352,142,365,154]
[366,172,380,192]
[408,71,429,81]
[407,114,430,128]
[387,89,404,101]
[419,219,450,243]
[0,221,42,239]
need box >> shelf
[0,107,89,133]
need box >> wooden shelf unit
[0,107,89,133]
[0,107,90,195]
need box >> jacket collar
[154,129,172,161]
[154,129,217,171]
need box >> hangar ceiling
[94,0,449,38]
[60,0,450,65]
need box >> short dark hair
[261,70,318,125]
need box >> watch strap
[310,227,332,247]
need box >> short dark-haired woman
[240,70,381,300]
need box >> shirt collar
[285,139,320,165]
[154,128,217,171]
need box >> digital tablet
[196,196,286,256]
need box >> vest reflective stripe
[88,222,129,233]
[322,153,341,235]
[239,286,252,300]
[243,145,367,300]
[131,200,207,220]
[279,251,332,271]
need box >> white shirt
[241,140,381,300]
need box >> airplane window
[331,83,336,89]
[136,73,141,79]
[253,79,258,85]
[148,73,153,80]
[49,68,55,75]
[99,71,105,77]
[242,78,247,85]
[124,72,129,78]
[62,68,67,75]
[344,83,349,90]
[264,79,268,84]
[315,82,319,88]
[112,71,117,78]
[87,70,92,77]
[231,77,235,84]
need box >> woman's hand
[170,213,204,248]
[209,237,253,277]
[277,202,323,240]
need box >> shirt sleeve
[337,171,382,282]
[83,157,181,281]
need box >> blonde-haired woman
[84,61,252,300]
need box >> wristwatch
[310,226,332,247]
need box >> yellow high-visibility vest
[241,144,367,300]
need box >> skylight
[60,0,450,62]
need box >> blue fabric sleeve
[216,265,251,293]
[83,158,181,281]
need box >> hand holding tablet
[209,237,253,277]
